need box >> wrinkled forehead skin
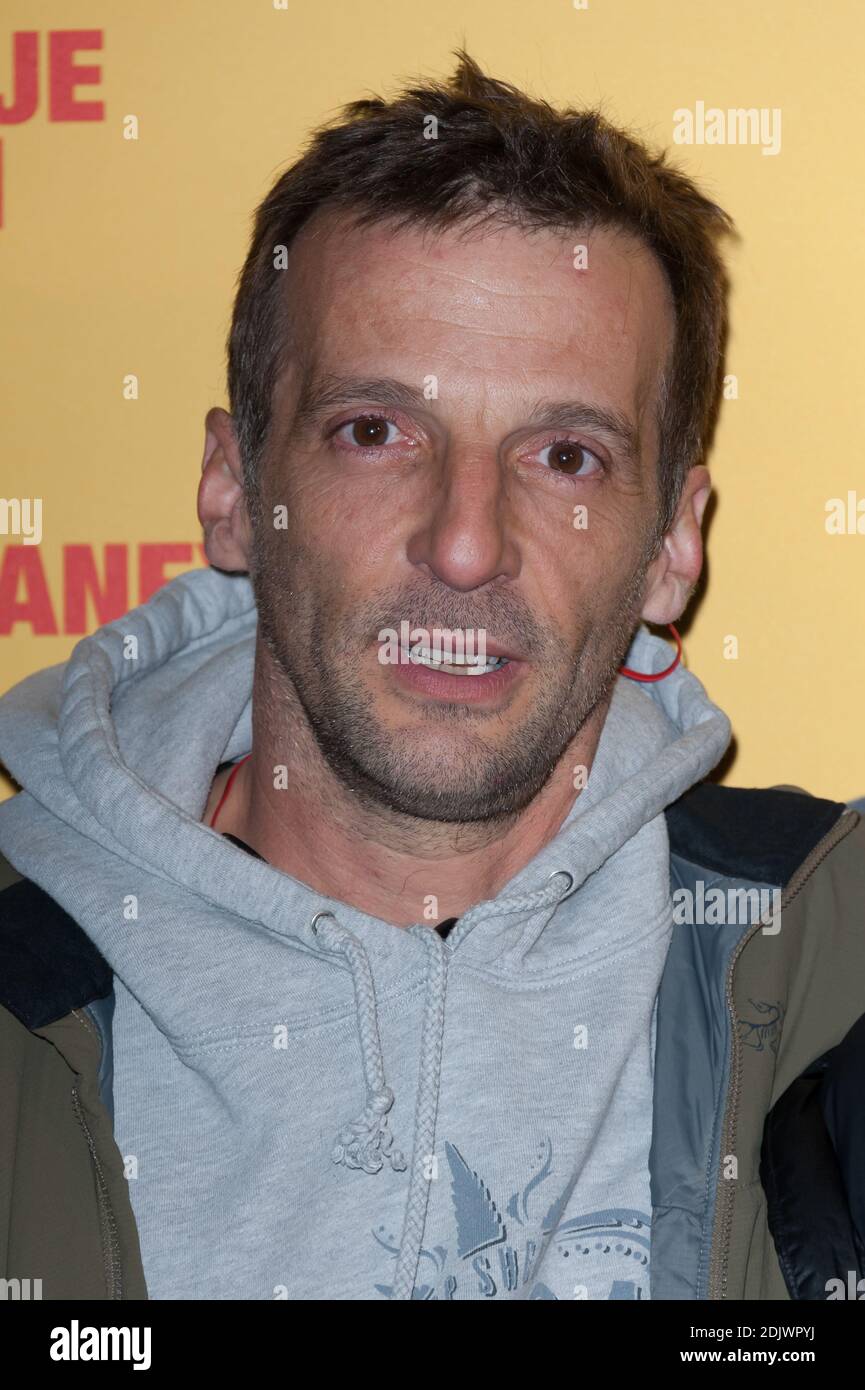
[262,205,676,507]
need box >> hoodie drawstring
[391,924,448,1300]
[311,911,408,1176]
[310,910,449,1300]
[310,873,574,1298]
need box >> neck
[205,640,611,928]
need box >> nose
[405,444,521,592]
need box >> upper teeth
[406,645,508,676]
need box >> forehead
[278,207,675,419]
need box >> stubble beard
[249,520,653,827]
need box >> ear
[197,407,253,572]
[640,465,712,625]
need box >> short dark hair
[228,49,735,534]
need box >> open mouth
[383,634,526,705]
[405,645,510,678]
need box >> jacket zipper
[70,1084,124,1300]
[707,807,860,1299]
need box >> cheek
[537,514,649,603]
[257,509,387,637]
[520,538,649,665]
[269,447,406,556]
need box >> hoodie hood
[0,565,732,1300]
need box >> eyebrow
[293,375,428,434]
[293,373,641,464]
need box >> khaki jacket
[0,784,863,1301]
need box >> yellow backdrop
[2,0,864,800]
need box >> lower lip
[388,655,527,703]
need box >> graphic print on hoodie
[0,567,731,1300]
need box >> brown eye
[351,417,393,447]
[550,443,586,474]
[538,439,603,477]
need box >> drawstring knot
[332,1085,407,1174]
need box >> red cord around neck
[209,754,252,830]
[618,624,682,682]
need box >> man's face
[249,210,675,822]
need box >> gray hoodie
[0,566,731,1300]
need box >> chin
[356,748,550,824]
[380,784,533,824]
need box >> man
[1,51,863,1303]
